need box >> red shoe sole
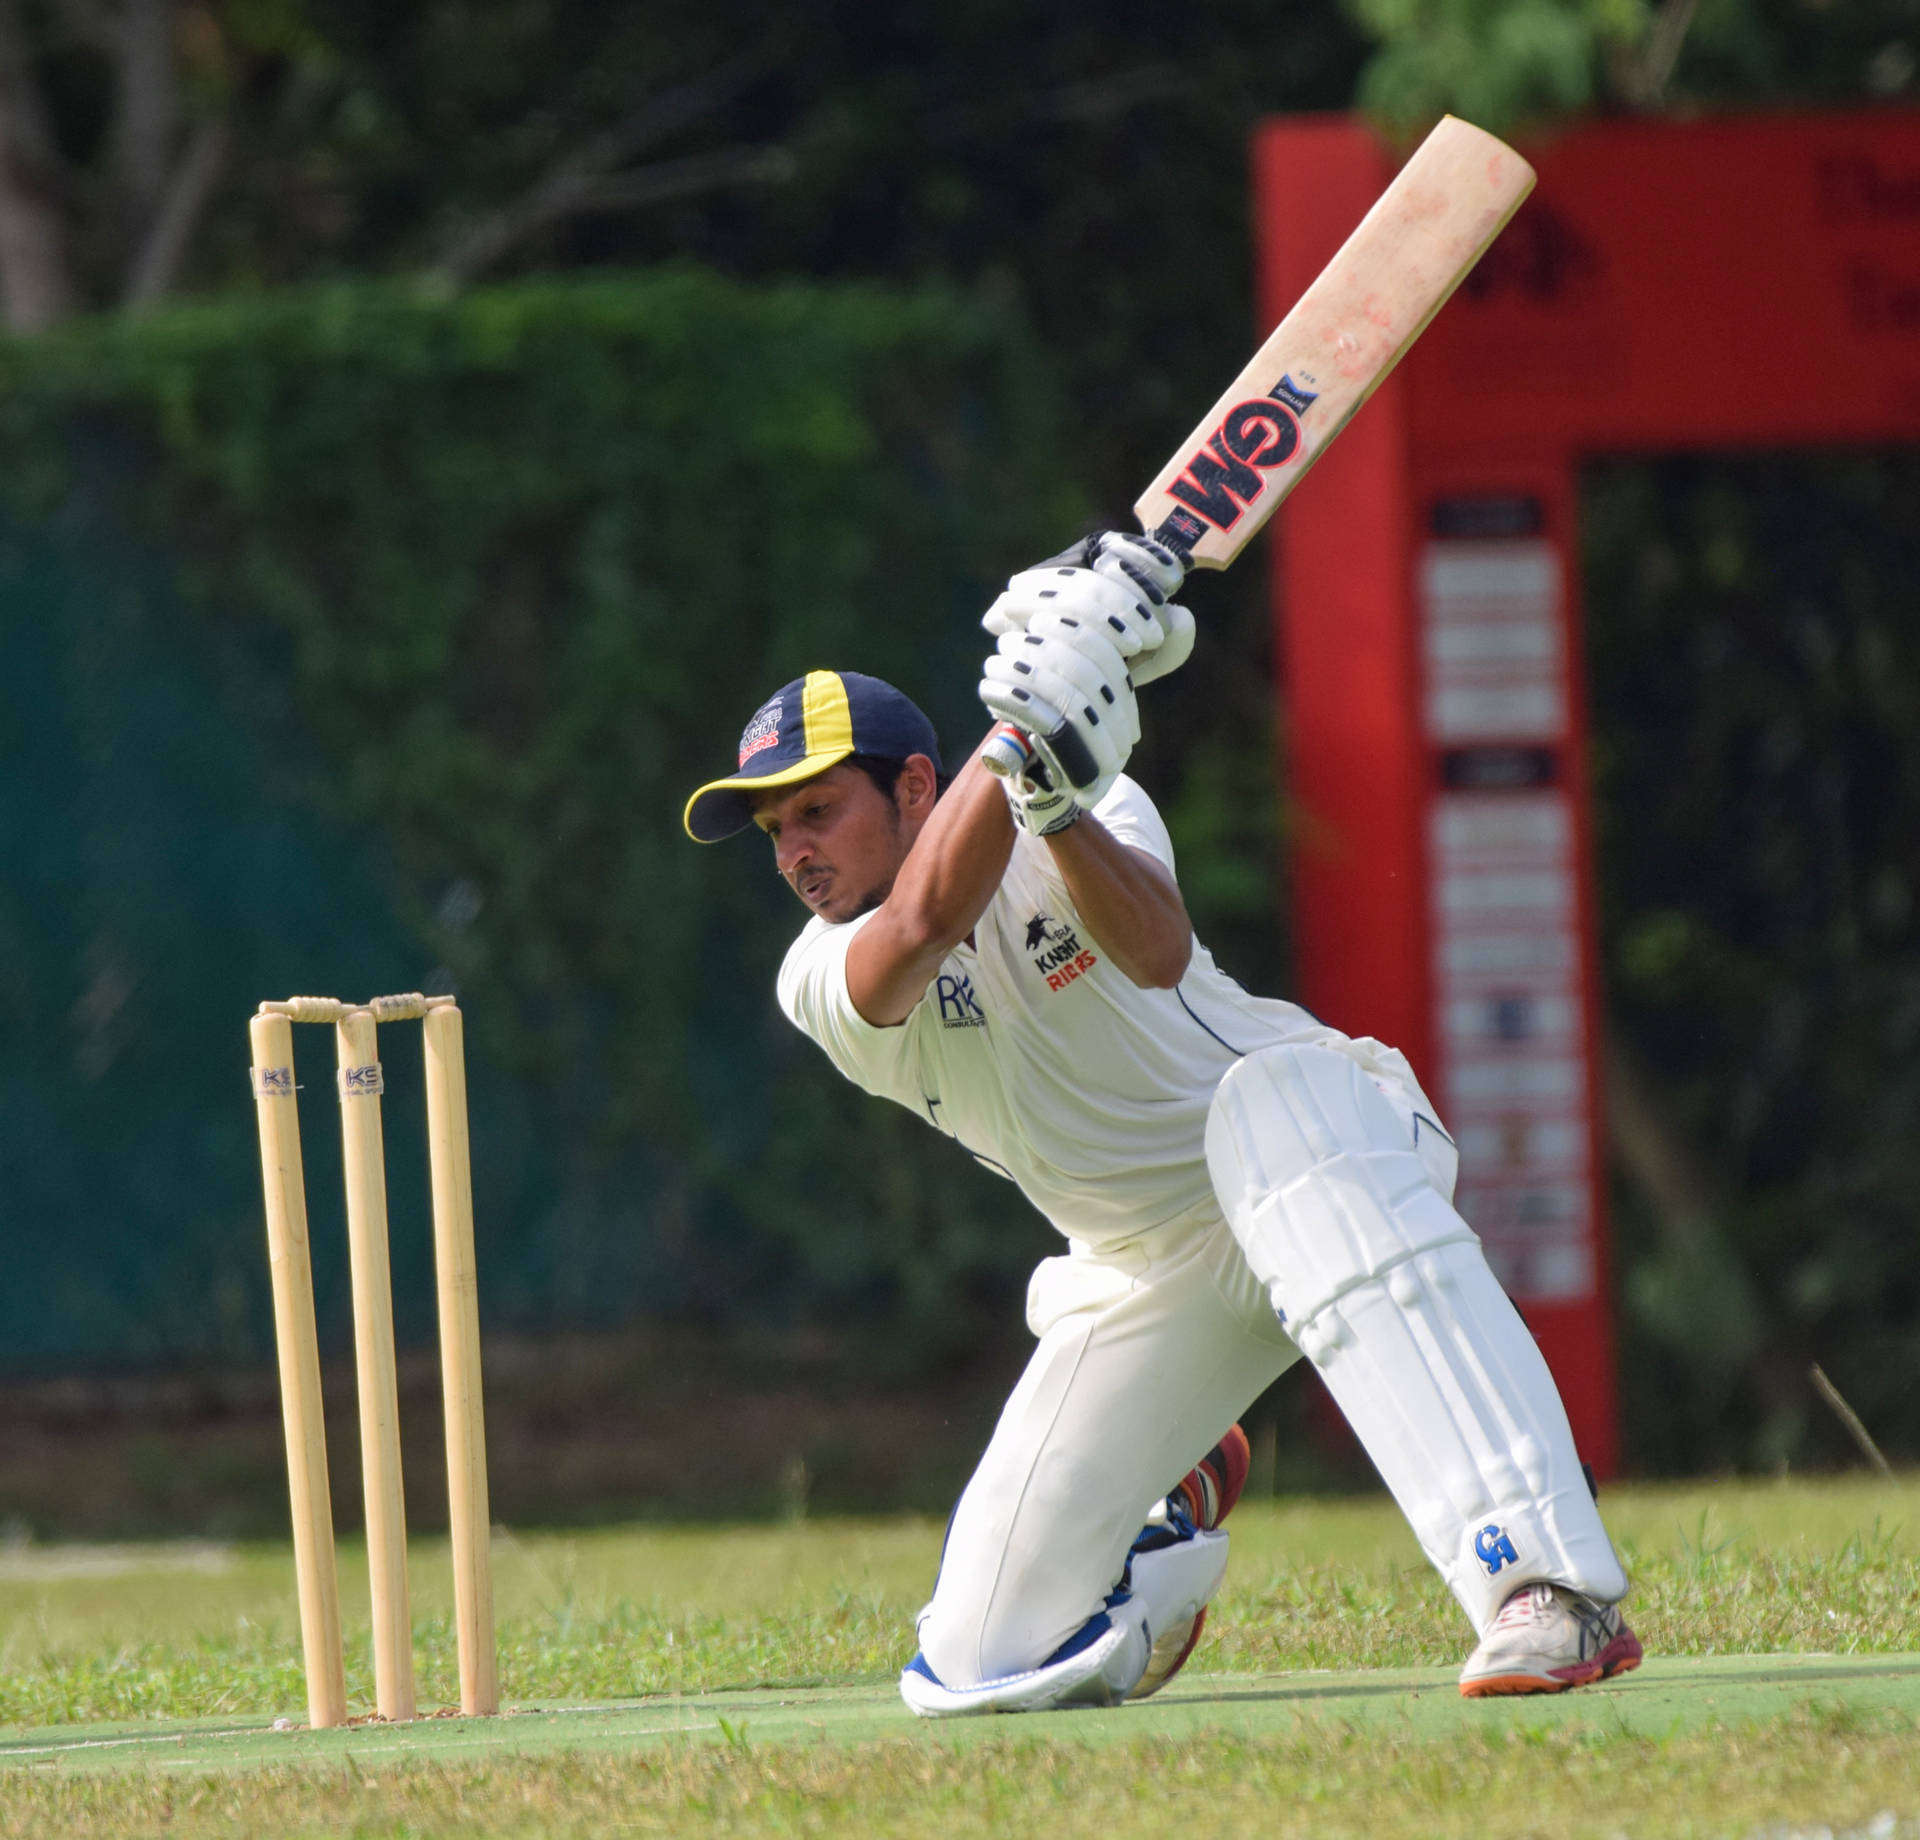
[1141,1425,1254,1698]
[1131,1607,1208,1700]
[1209,1424,1251,1524]
[1177,1424,1252,1531]
[1459,1626,1644,1699]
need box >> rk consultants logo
[1023,913,1098,993]
[936,971,986,1028]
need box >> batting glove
[992,735,1086,837]
[1092,532,1196,687]
[979,623,1136,801]
[981,531,1195,687]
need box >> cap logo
[738,697,783,768]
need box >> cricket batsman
[682,532,1641,1712]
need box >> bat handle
[979,719,1101,791]
[1145,518,1197,574]
[981,722,1037,781]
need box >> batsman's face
[752,762,919,924]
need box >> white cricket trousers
[915,1202,1299,1688]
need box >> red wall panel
[1252,106,1920,1474]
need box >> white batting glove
[982,562,1163,665]
[981,531,1195,687]
[1092,532,1196,688]
[1100,528,1185,590]
[978,623,1137,800]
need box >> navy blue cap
[683,670,943,842]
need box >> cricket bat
[985,114,1535,787]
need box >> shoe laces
[1491,1583,1557,1630]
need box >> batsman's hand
[992,736,1085,837]
[981,531,1195,688]
[979,619,1138,803]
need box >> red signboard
[1254,109,1920,1475]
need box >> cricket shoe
[1128,1424,1252,1699]
[1458,1582,1643,1698]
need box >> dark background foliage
[1585,452,1920,1471]
[0,273,1082,1369]
[1,0,1917,1499]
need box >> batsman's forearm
[885,742,1017,945]
[1045,816,1192,988]
[845,741,1017,1027]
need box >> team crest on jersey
[1023,912,1099,993]
[737,696,783,766]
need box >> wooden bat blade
[1136,115,1535,571]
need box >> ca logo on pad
[1474,1524,1519,1575]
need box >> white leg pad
[899,1593,1151,1717]
[1205,1045,1627,1631]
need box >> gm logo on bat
[1165,374,1319,535]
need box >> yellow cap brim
[682,745,857,842]
[683,670,860,842]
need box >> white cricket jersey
[776,774,1430,1247]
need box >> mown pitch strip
[4,1653,1916,1776]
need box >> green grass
[4,1712,1919,1839]
[2,1476,1918,1836]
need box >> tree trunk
[115,0,175,256]
[124,114,223,307]
[1602,1032,1722,1242]
[0,0,72,329]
